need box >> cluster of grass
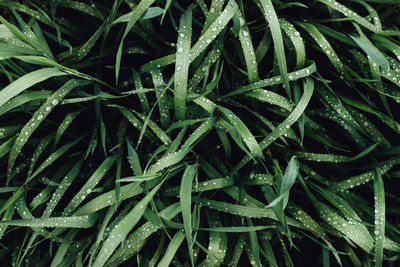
[1,0,400,266]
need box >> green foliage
[0,0,400,266]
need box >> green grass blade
[93,180,164,266]
[189,0,237,62]
[373,168,385,267]
[0,214,98,228]
[180,164,197,266]
[174,6,192,120]
[280,19,305,69]
[8,79,88,176]
[62,155,118,215]
[350,24,389,70]
[257,0,290,94]
[0,67,66,107]
[107,203,181,266]
[235,10,259,83]
[74,182,143,216]
[218,106,263,159]
[42,160,83,218]
[157,230,185,267]
[115,0,155,83]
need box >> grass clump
[1,0,400,266]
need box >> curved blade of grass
[107,203,181,266]
[234,78,314,172]
[134,110,171,146]
[15,197,49,236]
[367,54,393,119]
[74,182,143,216]
[0,67,66,107]
[244,89,294,111]
[222,62,316,99]
[287,203,326,237]
[266,156,299,209]
[117,174,161,183]
[62,155,118,215]
[29,135,84,181]
[140,54,176,72]
[198,210,227,266]
[8,79,88,176]
[115,0,155,83]
[28,188,55,209]
[190,93,217,114]
[114,7,163,23]
[317,0,382,33]
[27,133,55,177]
[347,107,391,148]
[0,15,40,49]
[166,118,208,132]
[280,19,305,69]
[317,202,374,253]
[235,10,259,83]
[189,0,237,62]
[117,106,154,140]
[69,23,105,62]
[257,0,290,94]
[328,157,400,193]
[181,118,215,149]
[53,111,81,148]
[0,2,52,26]
[229,234,246,266]
[188,41,223,92]
[299,22,344,75]
[0,90,51,116]
[255,31,271,63]
[218,106,263,159]
[244,174,274,186]
[157,230,185,267]
[350,24,389,70]
[42,160,83,218]
[146,147,190,175]
[93,179,164,266]
[317,85,364,134]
